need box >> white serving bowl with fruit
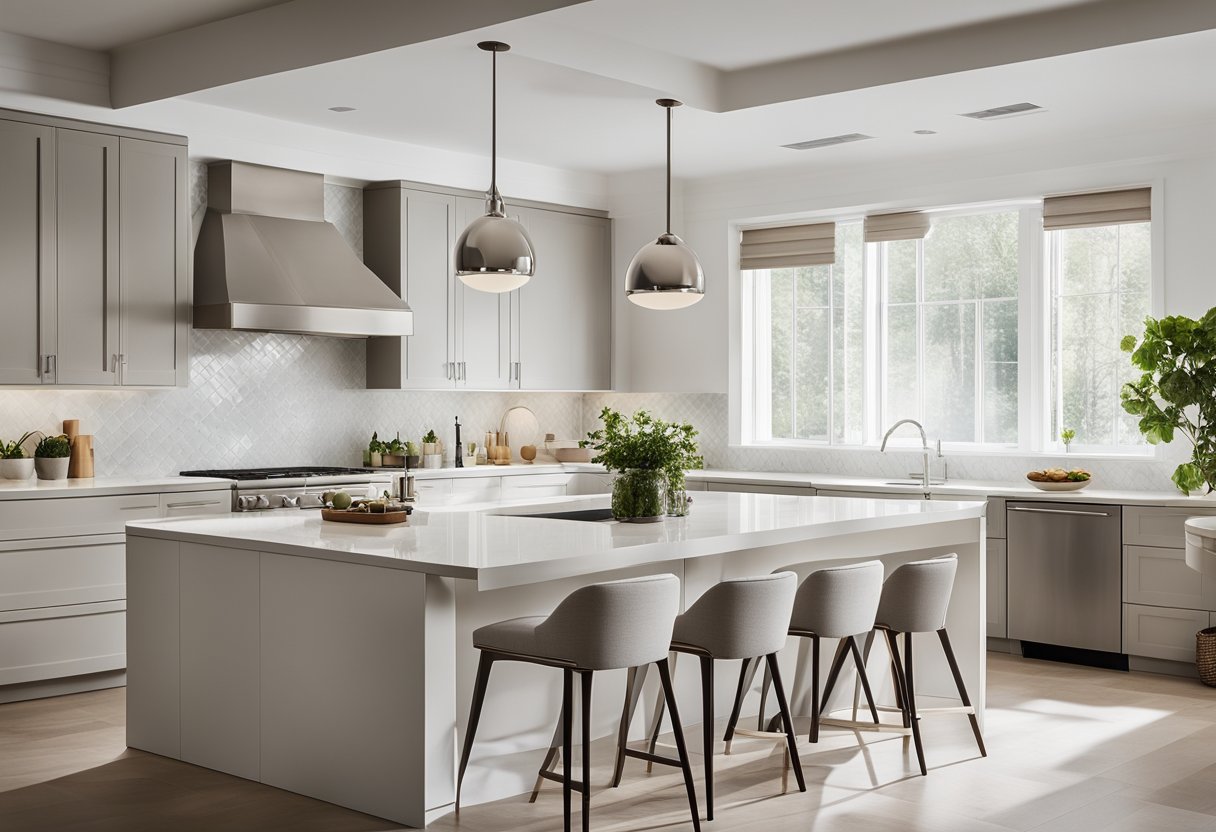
[1026,468,1092,491]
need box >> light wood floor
[2,653,1216,831]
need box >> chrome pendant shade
[625,99,704,310]
[455,41,535,293]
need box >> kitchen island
[125,491,986,827]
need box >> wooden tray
[321,508,409,525]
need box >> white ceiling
[551,0,1093,70]
[0,0,285,50]
[185,23,1216,179]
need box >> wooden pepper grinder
[64,419,94,479]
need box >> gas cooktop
[180,467,372,481]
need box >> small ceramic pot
[369,452,382,468]
[35,457,70,480]
[382,453,405,467]
[406,455,421,469]
[423,454,442,469]
[462,455,478,468]
[0,458,35,480]
[422,442,437,456]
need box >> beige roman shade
[1042,187,1151,231]
[864,211,931,243]
[740,222,835,270]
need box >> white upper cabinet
[364,182,611,391]
[0,119,54,385]
[513,206,611,391]
[0,111,189,388]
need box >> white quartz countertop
[685,469,1212,507]
[126,491,985,590]
[0,475,231,500]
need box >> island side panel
[258,552,429,828]
[125,534,181,758]
[179,542,260,781]
[425,574,457,821]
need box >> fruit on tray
[1026,468,1091,483]
[330,490,353,510]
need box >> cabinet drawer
[1124,545,1207,609]
[1123,603,1206,663]
[987,538,1007,638]
[0,538,124,611]
[0,602,125,685]
[1123,505,1216,549]
[160,491,230,517]
[817,489,919,500]
[450,477,501,504]
[710,482,816,496]
[501,473,570,499]
[0,493,161,541]
[412,478,453,501]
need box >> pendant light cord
[491,47,498,193]
[665,103,672,235]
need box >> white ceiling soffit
[108,0,594,108]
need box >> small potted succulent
[366,432,387,467]
[34,434,71,480]
[383,434,406,467]
[422,429,442,469]
[405,441,421,469]
[0,431,37,480]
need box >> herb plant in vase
[1122,309,1216,494]
[34,434,71,480]
[582,408,703,522]
[366,432,385,467]
[0,432,36,480]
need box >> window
[880,210,1020,445]
[1049,222,1152,450]
[742,190,1155,455]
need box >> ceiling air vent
[782,133,873,150]
[959,102,1044,120]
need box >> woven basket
[1197,627,1216,687]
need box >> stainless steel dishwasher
[1006,501,1123,654]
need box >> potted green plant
[404,441,421,469]
[0,431,37,480]
[1060,428,1076,453]
[422,429,442,469]
[1122,309,1216,494]
[383,434,407,467]
[582,408,702,521]
[34,434,71,480]
[366,432,387,467]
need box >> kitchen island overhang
[125,492,986,828]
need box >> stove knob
[239,494,270,511]
[275,495,300,508]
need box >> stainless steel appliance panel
[1006,502,1123,653]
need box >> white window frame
[736,190,1164,459]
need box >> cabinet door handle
[165,499,222,509]
[41,354,56,379]
[120,504,160,511]
[445,362,452,380]
[1008,506,1112,518]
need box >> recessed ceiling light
[328,106,356,113]
[913,129,937,135]
[781,133,873,151]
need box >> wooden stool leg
[939,628,987,757]
[809,635,823,742]
[848,636,881,724]
[722,656,755,751]
[896,631,926,776]
[610,665,648,787]
[580,671,593,832]
[562,668,574,832]
[757,658,772,730]
[766,653,807,793]
[457,651,495,810]
[699,656,715,820]
[644,652,675,773]
[657,658,702,832]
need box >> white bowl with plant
[0,432,37,480]
[34,434,72,480]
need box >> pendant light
[624,98,705,309]
[455,41,536,292]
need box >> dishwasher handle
[1008,506,1113,518]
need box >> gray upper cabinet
[54,129,120,386]
[513,206,611,391]
[365,182,610,391]
[0,110,189,388]
[119,138,189,387]
[0,119,54,385]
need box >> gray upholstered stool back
[875,554,958,634]
[788,560,884,638]
[672,572,797,659]
[535,574,681,670]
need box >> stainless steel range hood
[193,161,412,338]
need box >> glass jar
[665,474,690,517]
[612,468,667,522]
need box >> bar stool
[636,572,804,821]
[456,574,701,832]
[858,553,987,776]
[723,560,885,748]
